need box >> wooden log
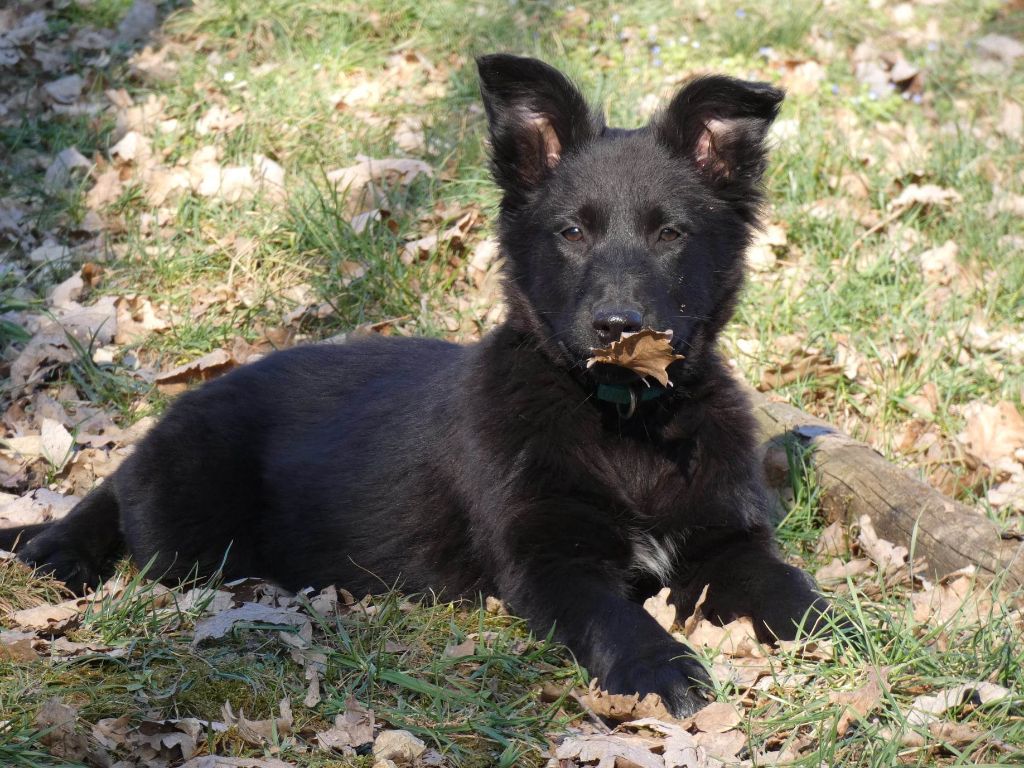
[747,387,1024,589]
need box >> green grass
[1,0,1023,765]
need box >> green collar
[596,382,667,418]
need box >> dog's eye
[658,227,681,242]
[561,226,584,242]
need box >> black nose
[592,307,643,345]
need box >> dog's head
[477,54,782,385]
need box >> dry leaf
[643,587,677,632]
[961,400,1024,466]
[316,696,375,751]
[181,758,295,768]
[815,557,873,585]
[975,34,1024,65]
[35,698,89,761]
[222,698,292,746]
[192,602,309,645]
[997,100,1023,140]
[856,516,907,575]
[116,0,158,44]
[43,74,84,105]
[690,701,741,733]
[693,728,746,762]
[830,667,889,736]
[905,682,1010,726]
[326,156,432,213]
[156,349,239,394]
[443,637,475,658]
[115,295,169,343]
[587,328,684,387]
[815,521,848,558]
[373,729,427,764]
[1,630,40,661]
[555,732,664,768]
[684,617,762,658]
[580,678,685,724]
[44,147,92,192]
[890,184,962,210]
[918,240,959,286]
[682,584,710,637]
[911,568,993,627]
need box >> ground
[1,0,1023,766]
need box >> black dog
[2,54,825,716]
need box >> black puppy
[2,54,825,716]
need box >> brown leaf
[555,732,664,768]
[587,328,684,387]
[691,701,742,733]
[911,568,995,627]
[34,698,90,761]
[830,667,889,737]
[684,617,763,658]
[156,349,238,394]
[222,698,292,746]
[890,184,962,210]
[694,728,746,761]
[905,682,1010,726]
[443,637,475,658]
[856,516,908,575]
[815,521,849,558]
[643,587,677,632]
[580,678,680,724]
[316,696,374,751]
[682,584,710,637]
[961,400,1024,466]
[373,729,427,763]
[181,758,296,768]
[815,557,873,585]
[326,156,432,214]
[115,295,170,343]
[192,602,309,645]
[0,629,40,661]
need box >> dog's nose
[592,308,643,345]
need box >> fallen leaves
[326,156,433,214]
[192,602,310,645]
[829,667,890,737]
[155,349,240,395]
[587,329,684,387]
[579,679,678,724]
[315,696,375,752]
[222,698,293,747]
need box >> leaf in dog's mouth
[586,328,684,387]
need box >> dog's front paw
[18,531,102,594]
[601,642,711,718]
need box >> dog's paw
[601,642,711,718]
[17,532,102,594]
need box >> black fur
[1,55,825,716]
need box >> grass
[1,0,1023,765]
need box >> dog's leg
[493,507,712,716]
[15,482,123,593]
[670,526,828,642]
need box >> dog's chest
[628,529,679,583]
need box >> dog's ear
[477,54,598,196]
[656,76,783,190]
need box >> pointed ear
[655,76,783,191]
[477,54,600,197]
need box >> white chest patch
[630,531,678,583]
